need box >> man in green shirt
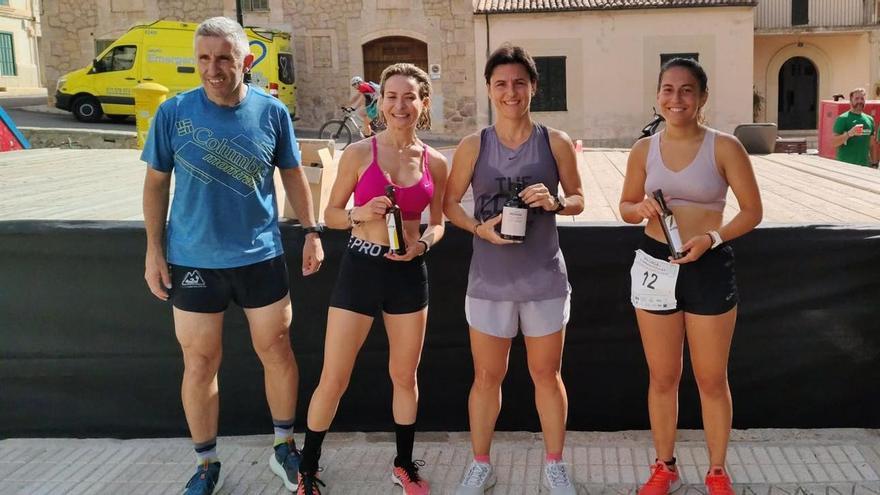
[832,88,875,167]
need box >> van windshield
[278,53,294,85]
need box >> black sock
[300,427,327,475]
[393,422,416,467]
[661,457,677,468]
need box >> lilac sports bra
[644,129,728,211]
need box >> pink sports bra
[353,137,434,220]
[644,129,728,212]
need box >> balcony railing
[755,0,878,29]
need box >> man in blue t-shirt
[141,17,323,495]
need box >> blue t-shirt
[141,86,301,268]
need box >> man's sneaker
[638,460,681,495]
[705,467,735,495]
[297,471,326,495]
[392,459,431,494]
[455,460,496,495]
[183,461,223,495]
[269,440,302,491]
[543,461,577,494]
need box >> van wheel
[72,96,103,123]
[107,114,129,123]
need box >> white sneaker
[543,461,576,494]
[455,460,496,494]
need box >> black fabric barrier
[1,221,879,438]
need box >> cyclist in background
[349,75,380,137]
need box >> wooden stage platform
[1,148,879,224]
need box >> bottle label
[387,214,400,251]
[501,206,527,237]
[664,215,684,253]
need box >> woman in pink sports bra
[619,58,763,495]
[296,63,447,495]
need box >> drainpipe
[485,12,492,126]
[30,0,41,89]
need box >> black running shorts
[329,237,428,316]
[169,255,290,313]
[639,235,738,316]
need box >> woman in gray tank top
[443,44,584,495]
[619,58,762,495]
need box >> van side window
[278,53,294,85]
[96,45,137,73]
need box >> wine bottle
[652,189,684,259]
[500,180,528,242]
[385,185,406,255]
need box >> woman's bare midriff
[645,205,723,245]
[351,218,422,246]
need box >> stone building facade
[41,0,477,136]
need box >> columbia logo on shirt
[181,270,206,288]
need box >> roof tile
[474,0,757,14]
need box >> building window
[95,39,114,57]
[792,0,809,25]
[531,56,566,112]
[660,53,699,66]
[242,0,268,11]
[0,32,15,76]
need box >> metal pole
[235,0,243,26]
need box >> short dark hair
[850,88,867,99]
[484,44,539,85]
[657,57,708,94]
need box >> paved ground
[1,429,878,494]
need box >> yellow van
[55,20,296,122]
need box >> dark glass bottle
[385,185,406,255]
[500,180,528,243]
[652,189,684,259]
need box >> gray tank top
[467,124,569,302]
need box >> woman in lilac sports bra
[444,45,584,495]
[619,58,762,495]
[296,63,447,495]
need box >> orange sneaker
[638,460,681,495]
[705,467,734,495]
[392,459,430,494]
[296,470,325,495]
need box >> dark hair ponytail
[657,57,708,94]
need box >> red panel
[0,119,22,151]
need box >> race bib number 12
[630,249,680,311]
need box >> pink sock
[474,454,490,464]
[546,452,563,463]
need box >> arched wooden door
[778,56,818,130]
[362,37,428,84]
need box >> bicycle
[318,107,385,149]
[639,107,665,140]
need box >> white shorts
[465,293,571,338]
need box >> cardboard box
[274,139,337,222]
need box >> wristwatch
[303,224,324,236]
[706,230,722,249]
[552,194,566,213]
